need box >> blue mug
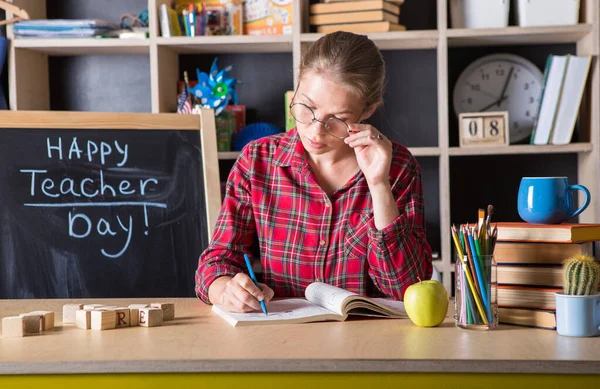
[517,177,591,224]
[555,293,600,337]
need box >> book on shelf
[498,307,556,330]
[310,10,398,26]
[494,241,594,265]
[316,21,406,34]
[531,55,569,145]
[550,55,592,145]
[495,222,600,243]
[212,282,407,327]
[159,3,182,37]
[497,265,562,287]
[311,0,401,15]
[498,285,562,310]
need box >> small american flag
[177,88,192,114]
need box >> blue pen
[243,253,268,316]
[468,234,492,322]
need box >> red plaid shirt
[195,128,432,303]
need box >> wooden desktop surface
[1,298,599,375]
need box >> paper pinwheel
[188,58,239,116]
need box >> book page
[342,297,407,318]
[370,298,406,314]
[212,299,341,327]
[305,282,357,316]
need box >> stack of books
[494,222,600,330]
[309,0,406,34]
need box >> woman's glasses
[289,102,351,139]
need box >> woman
[195,31,432,312]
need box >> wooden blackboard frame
[0,109,222,240]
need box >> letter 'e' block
[139,308,163,327]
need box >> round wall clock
[452,53,544,143]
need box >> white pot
[514,0,580,27]
[450,0,510,29]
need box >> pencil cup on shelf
[555,255,600,337]
[455,255,498,330]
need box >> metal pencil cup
[455,254,498,330]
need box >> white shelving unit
[5,0,599,294]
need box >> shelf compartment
[157,35,293,54]
[447,24,593,47]
[301,30,439,50]
[13,38,150,55]
[449,143,593,156]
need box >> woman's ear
[359,103,379,122]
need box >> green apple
[404,280,449,327]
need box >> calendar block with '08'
[459,111,509,147]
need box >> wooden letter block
[151,302,175,321]
[76,309,93,330]
[27,311,55,330]
[63,304,83,324]
[2,316,25,338]
[129,308,140,326]
[19,313,43,332]
[83,304,106,310]
[128,304,149,309]
[91,310,116,331]
[21,314,41,335]
[139,308,163,327]
[114,308,131,328]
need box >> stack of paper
[13,19,119,38]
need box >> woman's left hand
[345,123,392,187]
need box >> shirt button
[319,239,326,245]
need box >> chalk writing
[19,137,164,258]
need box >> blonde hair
[299,31,386,110]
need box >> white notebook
[531,55,568,145]
[550,55,592,145]
[212,282,407,327]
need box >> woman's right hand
[208,273,274,313]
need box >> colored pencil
[468,231,492,322]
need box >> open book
[212,282,407,327]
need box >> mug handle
[568,184,591,219]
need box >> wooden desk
[1,298,599,388]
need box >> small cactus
[563,255,600,295]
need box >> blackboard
[0,111,221,299]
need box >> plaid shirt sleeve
[194,147,256,304]
[364,154,433,300]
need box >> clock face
[453,54,544,143]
